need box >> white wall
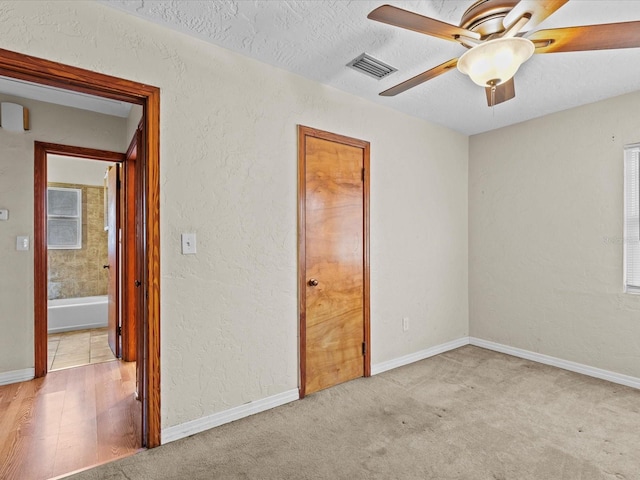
[48,155,114,186]
[125,104,143,147]
[0,2,468,431]
[470,91,640,378]
[0,92,126,373]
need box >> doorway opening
[46,155,118,372]
[0,47,161,448]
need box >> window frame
[47,186,82,250]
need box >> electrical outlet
[403,317,409,332]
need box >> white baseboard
[161,336,639,446]
[0,368,35,386]
[161,388,299,445]
[371,336,469,376]
[160,338,469,445]
[470,337,640,390]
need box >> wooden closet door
[299,126,370,396]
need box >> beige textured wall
[0,2,469,430]
[125,104,143,146]
[470,91,640,377]
[0,92,126,373]
[47,182,108,300]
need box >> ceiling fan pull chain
[491,84,496,115]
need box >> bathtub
[47,295,108,333]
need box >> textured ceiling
[102,0,640,135]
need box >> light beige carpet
[69,346,640,479]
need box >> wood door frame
[121,127,140,362]
[37,146,130,354]
[0,47,162,448]
[105,162,122,358]
[297,125,371,399]
[35,146,126,366]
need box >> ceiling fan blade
[368,5,480,42]
[379,58,458,97]
[485,78,516,107]
[528,21,640,53]
[503,0,569,32]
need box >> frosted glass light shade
[458,37,535,87]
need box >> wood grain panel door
[122,127,140,362]
[298,126,370,397]
[106,164,120,357]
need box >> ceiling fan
[368,0,640,106]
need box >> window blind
[624,145,640,292]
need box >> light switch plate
[0,209,8,221]
[16,235,29,251]
[181,233,196,255]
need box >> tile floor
[48,327,116,371]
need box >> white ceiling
[101,0,640,135]
[0,76,132,118]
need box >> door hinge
[117,179,122,189]
[117,325,122,336]
[361,167,365,182]
[362,342,367,356]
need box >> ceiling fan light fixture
[458,37,534,87]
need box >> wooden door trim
[34,143,126,379]
[121,130,139,362]
[297,125,371,399]
[106,163,121,357]
[1,46,162,448]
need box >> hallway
[0,360,141,479]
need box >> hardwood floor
[0,360,141,480]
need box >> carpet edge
[370,337,470,375]
[161,337,640,447]
[161,388,299,445]
[470,337,640,390]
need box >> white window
[47,187,82,249]
[624,144,640,293]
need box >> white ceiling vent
[347,53,397,80]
